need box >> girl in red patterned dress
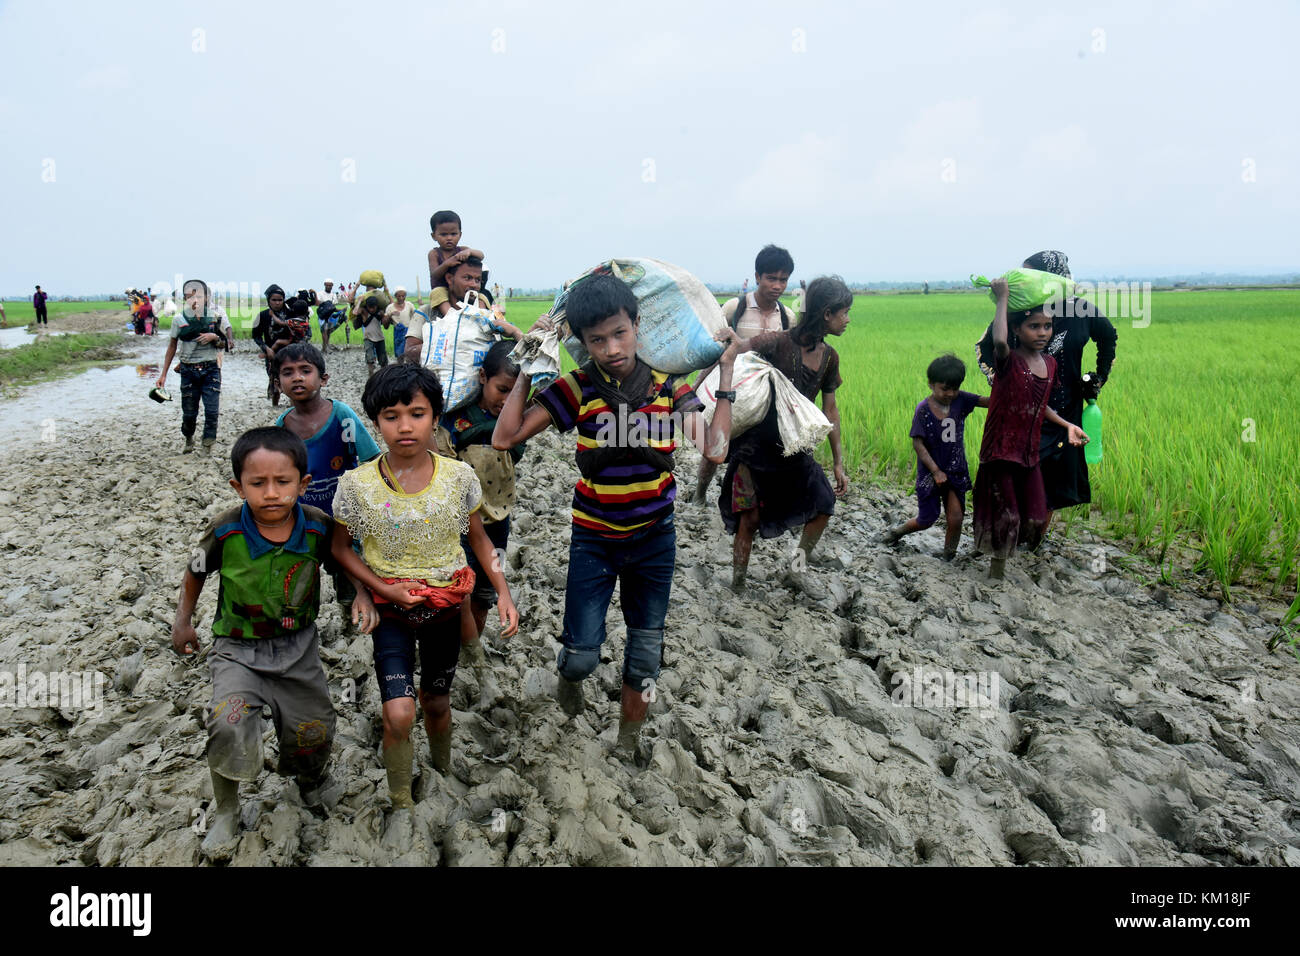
[972,278,1088,579]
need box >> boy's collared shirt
[275,400,381,516]
[722,293,794,340]
[171,309,232,364]
[362,311,387,342]
[536,365,703,537]
[193,503,333,639]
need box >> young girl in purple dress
[972,278,1088,579]
[885,354,989,560]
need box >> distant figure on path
[33,286,49,325]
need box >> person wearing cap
[384,287,414,366]
[317,279,346,352]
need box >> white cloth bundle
[509,324,562,394]
[697,353,832,456]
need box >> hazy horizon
[4,0,1296,297]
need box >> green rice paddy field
[7,288,1297,599]
[817,288,1300,601]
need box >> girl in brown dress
[721,275,852,590]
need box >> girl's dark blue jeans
[179,361,221,441]
[558,514,675,694]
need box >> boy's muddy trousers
[179,360,222,442]
[205,623,336,783]
[557,514,674,694]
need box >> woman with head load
[975,251,1117,539]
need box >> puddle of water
[0,327,70,349]
[0,350,272,446]
[0,328,36,349]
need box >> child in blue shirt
[884,354,989,560]
[274,343,382,607]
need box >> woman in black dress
[975,251,1117,535]
[721,275,852,589]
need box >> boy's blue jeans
[558,514,675,693]
[179,361,221,441]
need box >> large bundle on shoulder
[971,268,1075,312]
[352,287,392,328]
[696,353,832,456]
[551,258,725,374]
[418,290,502,411]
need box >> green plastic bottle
[1081,374,1103,465]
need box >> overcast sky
[3,0,1296,296]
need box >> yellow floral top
[333,452,482,585]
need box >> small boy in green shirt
[171,427,418,858]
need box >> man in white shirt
[384,287,415,364]
[318,278,342,305]
[316,279,346,352]
[317,278,350,349]
[720,244,795,338]
[692,244,796,504]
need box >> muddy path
[0,344,1297,866]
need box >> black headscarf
[1023,250,1071,279]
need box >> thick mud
[0,342,1296,866]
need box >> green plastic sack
[971,268,1074,312]
[359,289,391,312]
[358,269,386,288]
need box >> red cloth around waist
[369,565,475,610]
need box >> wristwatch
[714,389,737,403]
